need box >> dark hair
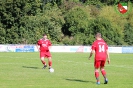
[43,34,47,36]
[96,33,101,38]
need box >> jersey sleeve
[37,40,41,45]
[48,40,52,46]
[91,42,96,50]
[105,44,108,50]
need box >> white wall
[0,44,126,53]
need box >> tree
[0,0,131,45]
[124,23,133,45]
[64,7,89,35]
[0,25,6,44]
[88,17,123,45]
[63,6,90,45]
[42,3,65,44]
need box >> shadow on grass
[22,66,40,69]
[66,78,95,84]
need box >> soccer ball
[49,68,54,73]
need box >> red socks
[95,69,107,82]
[101,69,106,77]
[49,61,52,67]
[41,60,46,65]
[41,60,52,67]
[95,70,99,81]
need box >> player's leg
[94,61,100,84]
[46,51,52,69]
[100,60,108,84]
[48,57,52,69]
[40,52,47,69]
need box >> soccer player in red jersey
[37,34,53,69]
[88,33,110,85]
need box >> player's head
[43,34,47,39]
[95,33,102,39]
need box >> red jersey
[37,39,52,52]
[91,39,108,61]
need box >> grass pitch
[0,52,133,88]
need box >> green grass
[0,52,133,88]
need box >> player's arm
[48,40,52,49]
[88,44,95,60]
[106,49,110,64]
[88,50,95,60]
[36,40,40,52]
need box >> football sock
[101,69,106,78]
[95,70,100,82]
[49,61,52,67]
[41,60,46,65]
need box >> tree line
[0,0,133,45]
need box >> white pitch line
[58,60,133,69]
[0,56,37,59]
[106,65,133,69]
[0,56,132,69]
